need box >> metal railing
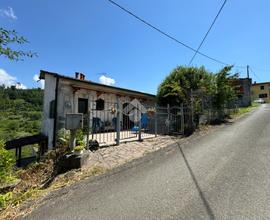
[82,98,238,147]
[83,100,185,146]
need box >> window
[259,94,267,98]
[260,85,265,90]
[78,98,88,114]
[49,100,55,118]
[95,98,105,110]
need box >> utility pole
[247,65,250,79]
[246,65,252,106]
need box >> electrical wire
[250,67,262,81]
[188,0,227,65]
[107,0,229,66]
[107,0,268,80]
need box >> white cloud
[0,7,17,20]
[15,83,27,90]
[0,68,27,89]
[99,75,116,86]
[33,74,44,89]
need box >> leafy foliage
[0,140,16,185]
[0,192,13,210]
[157,65,238,109]
[157,66,212,106]
[0,28,37,61]
[212,65,238,110]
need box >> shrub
[0,192,13,210]
[74,145,84,152]
[0,140,16,185]
[76,129,85,145]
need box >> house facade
[39,70,156,149]
[234,78,252,107]
[252,82,270,102]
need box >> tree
[157,65,239,126]
[157,66,211,106]
[212,65,238,113]
[0,28,36,61]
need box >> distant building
[252,82,270,103]
[234,78,252,107]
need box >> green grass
[233,102,260,117]
[0,111,42,141]
[8,145,38,160]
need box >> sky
[0,0,270,94]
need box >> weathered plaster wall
[42,75,155,149]
[41,74,56,148]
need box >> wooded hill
[0,86,43,141]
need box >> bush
[0,192,13,210]
[74,145,84,152]
[0,140,16,185]
[76,129,85,146]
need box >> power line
[250,67,261,81]
[250,66,270,72]
[107,0,229,66]
[188,0,227,66]
[107,0,269,76]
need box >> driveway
[24,104,270,220]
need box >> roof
[252,82,270,86]
[40,70,156,99]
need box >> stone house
[234,78,252,107]
[39,70,156,149]
[251,82,270,103]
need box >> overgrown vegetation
[232,102,259,117]
[157,65,238,108]
[0,86,43,211]
[0,140,17,185]
[157,65,238,124]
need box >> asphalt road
[24,104,270,220]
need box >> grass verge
[232,102,260,117]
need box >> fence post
[116,97,120,145]
[167,103,170,134]
[181,103,184,135]
[154,104,157,137]
[85,110,90,150]
[138,102,142,141]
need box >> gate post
[86,109,90,150]
[116,97,120,145]
[154,104,157,137]
[138,103,142,141]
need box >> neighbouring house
[39,70,156,149]
[251,81,270,103]
[233,78,252,107]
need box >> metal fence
[82,100,186,147]
[82,98,238,147]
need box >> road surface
[24,104,270,219]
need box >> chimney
[75,72,85,80]
[80,73,85,80]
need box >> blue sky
[0,0,269,94]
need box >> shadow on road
[176,142,215,220]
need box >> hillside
[0,86,43,141]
